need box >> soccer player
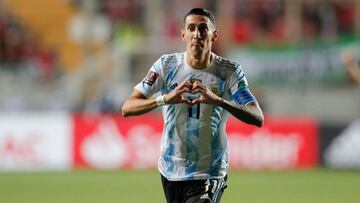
[122,8,264,203]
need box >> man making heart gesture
[121,8,264,203]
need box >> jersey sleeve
[134,57,163,98]
[228,65,257,105]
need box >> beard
[190,44,204,56]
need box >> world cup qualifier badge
[143,71,159,86]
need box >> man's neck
[186,51,213,69]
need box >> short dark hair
[184,8,216,26]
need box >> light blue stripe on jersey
[163,105,177,174]
[185,100,201,176]
[165,55,182,83]
[166,66,179,84]
[163,53,183,84]
[163,142,175,174]
[210,106,222,130]
[152,56,163,74]
[209,77,225,176]
[185,117,200,176]
[233,87,256,105]
[209,106,224,176]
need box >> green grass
[0,169,359,203]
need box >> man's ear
[180,29,186,41]
[211,30,219,42]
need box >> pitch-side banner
[0,114,72,171]
[73,114,318,170]
[321,119,360,169]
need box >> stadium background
[1,0,360,202]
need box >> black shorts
[161,174,227,203]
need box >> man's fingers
[174,80,213,105]
[191,88,205,94]
[192,82,210,94]
[177,87,191,94]
[180,96,192,105]
[191,96,205,105]
[192,81,204,90]
[178,80,192,90]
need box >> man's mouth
[192,42,203,48]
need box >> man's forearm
[218,99,264,127]
[121,98,158,117]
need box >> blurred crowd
[0,0,359,117]
[2,0,358,68]
[96,0,359,49]
[0,11,60,80]
[233,0,355,45]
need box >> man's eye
[199,25,208,33]
[188,26,195,31]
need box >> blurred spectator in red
[334,0,354,36]
[37,46,58,79]
[1,15,24,65]
[301,0,322,43]
[0,16,5,62]
[233,1,256,44]
[0,11,59,79]
[233,0,287,46]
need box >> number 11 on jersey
[188,103,200,119]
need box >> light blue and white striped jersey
[135,52,257,181]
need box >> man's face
[181,15,218,56]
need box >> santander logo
[81,119,128,169]
[126,124,161,169]
[74,115,316,170]
[228,129,303,170]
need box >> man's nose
[194,28,201,38]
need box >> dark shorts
[161,175,227,203]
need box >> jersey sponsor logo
[143,71,159,86]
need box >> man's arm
[191,81,264,127]
[121,89,158,117]
[218,100,264,127]
[122,80,193,117]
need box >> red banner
[73,114,318,170]
[73,114,162,169]
[227,115,318,169]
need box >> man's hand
[190,81,221,106]
[164,80,193,105]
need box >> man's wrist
[156,95,166,106]
[217,97,225,107]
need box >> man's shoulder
[214,54,240,69]
[159,52,185,64]
[213,54,242,76]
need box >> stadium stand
[0,0,359,121]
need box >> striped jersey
[135,52,257,181]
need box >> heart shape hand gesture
[164,80,221,106]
